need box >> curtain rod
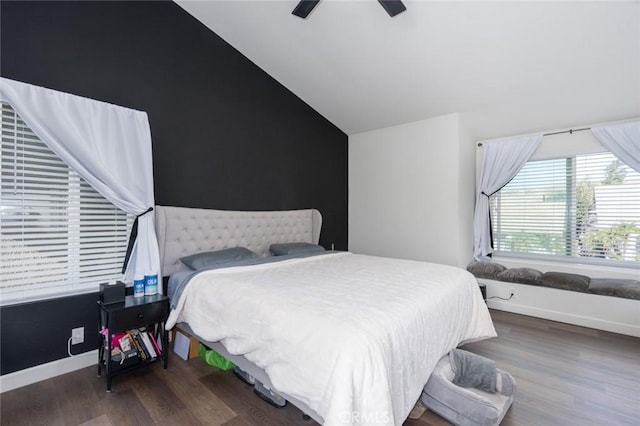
[543,127,591,137]
[477,127,591,147]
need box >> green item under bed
[198,343,234,371]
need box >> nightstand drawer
[110,301,168,331]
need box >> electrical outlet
[71,327,84,345]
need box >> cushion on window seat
[466,261,507,279]
[496,268,543,286]
[466,261,640,300]
[589,279,640,300]
[540,272,591,293]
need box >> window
[490,151,640,267]
[0,102,133,303]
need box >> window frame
[0,102,133,305]
[486,132,640,270]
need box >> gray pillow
[180,247,258,270]
[466,261,507,279]
[270,242,325,256]
[540,272,590,293]
[589,279,640,300]
[496,268,543,285]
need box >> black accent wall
[0,1,348,374]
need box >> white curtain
[592,121,640,173]
[473,135,542,260]
[0,77,160,287]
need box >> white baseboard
[0,350,98,393]
[487,299,640,337]
[482,279,640,337]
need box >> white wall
[349,113,474,267]
[457,117,476,267]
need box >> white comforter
[167,252,496,425]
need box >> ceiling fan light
[292,0,321,19]
[378,0,407,17]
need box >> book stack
[106,328,162,366]
[128,328,163,361]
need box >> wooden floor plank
[127,366,203,425]
[51,367,105,425]
[1,310,639,426]
[199,369,315,426]
[18,378,65,426]
[88,364,157,426]
[163,355,237,425]
[78,414,114,426]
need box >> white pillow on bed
[180,247,258,270]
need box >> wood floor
[2,310,639,426]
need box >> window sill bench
[467,261,640,301]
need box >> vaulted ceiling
[176,1,640,140]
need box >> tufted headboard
[155,205,322,277]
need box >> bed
[156,205,496,425]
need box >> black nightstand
[97,294,169,391]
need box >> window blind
[490,151,640,266]
[0,102,133,303]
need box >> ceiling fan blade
[292,0,321,19]
[378,0,406,17]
